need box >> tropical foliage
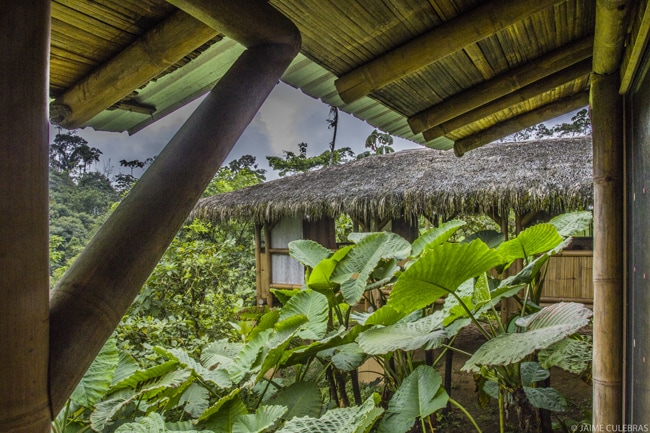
[55,211,592,433]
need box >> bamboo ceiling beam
[49,10,219,129]
[423,58,592,141]
[48,0,300,413]
[453,91,589,157]
[620,2,650,93]
[593,0,632,75]
[334,0,563,104]
[166,0,301,50]
[410,36,593,134]
[1,2,51,431]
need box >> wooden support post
[48,16,300,411]
[264,223,274,307]
[453,91,589,156]
[410,36,593,134]
[254,224,264,305]
[334,0,564,103]
[0,1,52,432]
[50,10,219,129]
[590,1,630,427]
[422,59,592,141]
[591,72,625,430]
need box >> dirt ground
[431,325,593,433]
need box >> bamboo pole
[48,9,301,411]
[409,36,593,134]
[264,223,274,307]
[334,0,563,103]
[590,1,630,427]
[50,10,219,129]
[593,0,632,76]
[255,224,263,305]
[453,91,589,156]
[0,1,52,432]
[590,71,625,430]
[422,59,592,141]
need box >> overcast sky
[71,83,420,180]
[69,81,582,181]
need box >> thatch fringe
[192,136,593,224]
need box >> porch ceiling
[49,0,598,151]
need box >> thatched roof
[192,136,593,224]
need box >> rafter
[453,91,589,156]
[50,10,219,129]
[422,58,592,141]
[334,0,563,104]
[409,36,593,134]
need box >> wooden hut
[193,136,595,306]
[1,1,647,431]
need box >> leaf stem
[448,397,482,433]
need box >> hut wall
[257,216,336,305]
[541,251,593,304]
[270,216,304,286]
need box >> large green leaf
[111,360,179,391]
[331,343,367,371]
[523,387,567,412]
[289,240,332,268]
[497,224,563,263]
[228,329,273,384]
[179,382,210,418]
[281,325,366,367]
[537,336,592,375]
[233,405,287,433]
[111,351,140,387]
[331,232,411,305]
[269,381,323,420]
[463,302,592,372]
[70,337,119,408]
[276,394,383,433]
[278,289,328,340]
[357,312,447,355]
[411,220,466,257]
[307,246,352,293]
[114,411,215,432]
[156,346,231,389]
[378,366,448,433]
[201,339,244,371]
[389,240,503,314]
[200,389,248,432]
[549,211,592,237]
[353,305,407,326]
[257,315,308,380]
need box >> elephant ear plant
[55,212,592,433]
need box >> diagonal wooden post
[48,2,300,413]
[0,1,52,432]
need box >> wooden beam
[453,91,589,156]
[620,2,650,93]
[334,0,563,104]
[0,2,52,432]
[410,36,593,134]
[590,72,625,430]
[48,39,301,416]
[423,58,592,141]
[50,10,219,129]
[593,0,633,75]
[166,0,301,50]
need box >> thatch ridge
[192,136,593,224]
